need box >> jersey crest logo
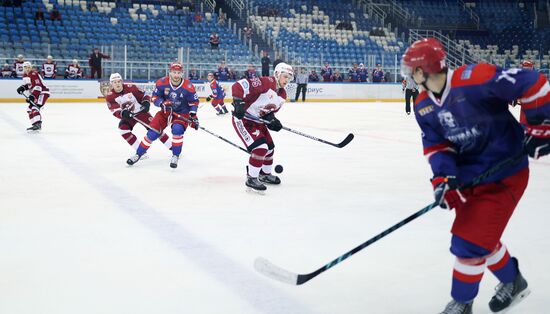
[164,88,170,95]
[461,65,475,80]
[252,129,260,136]
[438,110,483,152]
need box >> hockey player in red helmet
[521,60,534,69]
[401,38,550,313]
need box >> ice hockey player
[206,72,228,115]
[1,63,15,78]
[16,61,50,132]
[13,54,25,78]
[401,38,550,314]
[105,73,172,152]
[231,62,294,191]
[64,59,83,79]
[127,63,199,168]
[41,55,57,79]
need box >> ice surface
[0,101,548,314]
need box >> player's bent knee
[450,235,491,259]
[172,123,185,135]
[267,142,275,150]
[146,129,160,141]
[119,120,133,130]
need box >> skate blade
[27,129,40,134]
[496,288,531,314]
[246,187,266,195]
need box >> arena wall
[0,79,405,103]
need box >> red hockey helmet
[169,62,183,72]
[521,60,534,69]
[401,38,447,77]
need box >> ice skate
[259,171,281,185]
[246,175,267,193]
[222,106,229,114]
[26,122,41,133]
[439,300,473,314]
[169,155,179,168]
[489,260,530,313]
[126,153,142,166]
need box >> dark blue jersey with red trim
[151,77,199,114]
[414,63,550,184]
[209,79,225,100]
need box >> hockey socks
[137,129,160,156]
[261,149,274,174]
[248,145,268,178]
[27,106,41,125]
[171,135,183,156]
[487,243,518,284]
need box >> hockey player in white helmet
[16,61,50,132]
[65,59,83,79]
[230,61,294,192]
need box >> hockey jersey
[151,77,199,114]
[22,70,50,98]
[42,62,57,78]
[232,76,287,119]
[65,64,82,78]
[105,84,150,119]
[415,63,550,185]
[209,79,225,100]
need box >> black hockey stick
[172,112,249,154]
[20,92,41,109]
[254,151,527,285]
[245,113,354,148]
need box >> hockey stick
[21,91,41,109]
[245,113,354,148]
[133,115,161,134]
[172,112,249,154]
[254,151,527,285]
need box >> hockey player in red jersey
[16,61,50,132]
[402,38,550,314]
[127,63,200,169]
[231,62,294,191]
[105,73,171,152]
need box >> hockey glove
[206,95,213,102]
[188,112,199,130]
[140,100,151,113]
[431,176,466,210]
[161,100,173,115]
[525,120,550,159]
[232,98,246,119]
[25,94,36,104]
[121,109,132,119]
[262,112,283,132]
[17,85,28,95]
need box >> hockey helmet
[521,60,534,69]
[401,38,447,77]
[109,72,123,82]
[22,61,32,68]
[170,62,183,72]
[274,62,294,81]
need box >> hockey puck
[274,165,283,173]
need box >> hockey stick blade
[254,257,299,285]
[337,133,354,148]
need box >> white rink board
[0,79,404,101]
[0,102,548,314]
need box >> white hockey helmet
[17,54,24,60]
[274,62,294,81]
[109,72,123,82]
[47,55,53,60]
[22,61,32,68]
[72,59,78,64]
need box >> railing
[203,0,216,12]
[409,29,477,68]
[458,0,480,29]
[230,0,245,17]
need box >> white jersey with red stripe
[105,84,150,119]
[231,76,287,119]
[14,61,24,77]
[42,62,57,78]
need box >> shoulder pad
[452,64,497,88]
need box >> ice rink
[0,101,548,314]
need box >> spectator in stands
[358,63,368,82]
[294,67,309,102]
[261,51,270,76]
[188,68,199,80]
[1,63,15,78]
[88,1,98,12]
[243,26,253,39]
[193,11,202,23]
[336,21,352,31]
[320,62,333,82]
[41,55,56,79]
[209,32,220,50]
[216,61,230,81]
[348,63,359,82]
[331,70,344,82]
[34,7,45,26]
[65,59,83,79]
[217,12,226,26]
[309,69,320,82]
[372,63,385,82]
[50,6,62,23]
[88,48,110,79]
[244,64,257,79]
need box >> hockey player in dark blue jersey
[401,38,550,314]
[126,63,200,168]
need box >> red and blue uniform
[136,77,199,157]
[209,78,228,114]
[415,63,550,303]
